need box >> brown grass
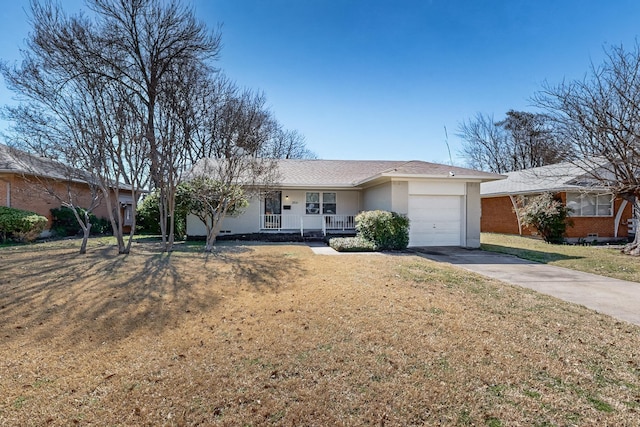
[1,239,639,426]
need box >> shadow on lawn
[480,243,584,264]
[0,243,305,347]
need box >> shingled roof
[191,158,503,188]
[0,143,81,181]
[0,143,135,191]
[480,161,611,196]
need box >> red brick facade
[481,193,633,240]
[0,173,117,229]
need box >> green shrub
[355,210,410,250]
[0,206,48,242]
[329,236,378,252]
[50,206,110,236]
[136,190,187,238]
[517,193,573,244]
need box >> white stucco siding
[391,181,408,214]
[465,182,481,248]
[336,190,361,214]
[186,195,261,236]
[363,183,393,211]
[218,196,261,233]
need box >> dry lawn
[1,239,639,426]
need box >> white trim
[614,199,628,238]
[509,195,523,235]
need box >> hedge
[329,236,378,252]
[0,206,48,242]
[355,210,410,250]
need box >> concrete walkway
[412,247,640,327]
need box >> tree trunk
[621,200,640,256]
[79,210,92,255]
[79,224,91,255]
[622,228,640,255]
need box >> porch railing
[261,214,356,235]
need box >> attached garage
[186,159,503,249]
[408,195,462,246]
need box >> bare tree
[85,0,221,252]
[457,113,510,173]
[2,0,222,253]
[266,128,317,159]
[457,110,562,173]
[534,42,640,254]
[1,1,151,254]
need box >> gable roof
[191,158,503,188]
[480,161,611,197]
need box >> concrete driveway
[412,247,640,327]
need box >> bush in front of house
[50,206,110,236]
[329,236,378,252]
[355,210,410,250]
[0,206,48,242]
[136,189,188,238]
[516,192,573,244]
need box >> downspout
[509,195,523,235]
[614,199,628,239]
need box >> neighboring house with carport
[186,159,503,248]
[0,143,134,233]
[481,162,634,242]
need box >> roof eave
[481,185,613,198]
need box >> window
[306,192,320,214]
[305,192,337,214]
[123,204,133,226]
[322,192,336,214]
[566,193,613,217]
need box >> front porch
[260,214,356,236]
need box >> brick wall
[558,193,631,239]
[2,173,114,228]
[482,193,632,239]
[481,196,520,234]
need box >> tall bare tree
[86,0,221,252]
[535,43,640,255]
[1,1,152,254]
[457,110,562,173]
[2,0,221,253]
[266,128,317,159]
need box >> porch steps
[303,231,325,241]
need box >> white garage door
[408,195,462,246]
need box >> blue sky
[2,1,640,164]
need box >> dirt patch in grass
[1,239,639,425]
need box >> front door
[264,191,282,229]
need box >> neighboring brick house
[0,143,134,233]
[481,162,634,242]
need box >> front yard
[1,239,639,425]
[481,233,640,283]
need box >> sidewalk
[412,247,640,327]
